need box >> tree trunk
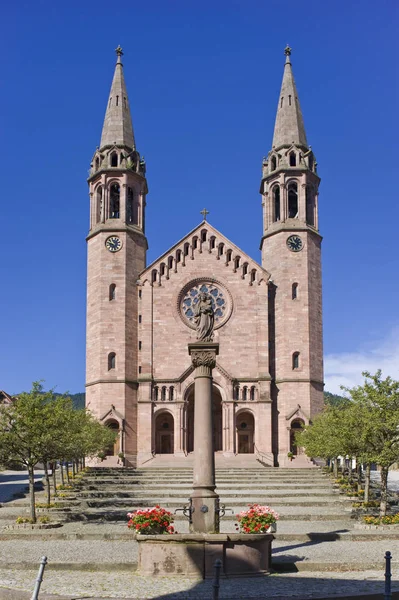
[83,456,86,469]
[380,466,389,517]
[72,460,76,478]
[60,462,65,486]
[364,463,371,504]
[357,461,362,493]
[333,458,338,479]
[43,462,51,506]
[65,462,70,484]
[28,464,37,523]
[52,463,58,497]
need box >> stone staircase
[49,465,349,525]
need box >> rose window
[178,280,232,330]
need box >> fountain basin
[137,532,273,578]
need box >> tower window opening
[111,152,118,167]
[289,152,296,167]
[242,263,248,277]
[124,97,127,108]
[161,386,167,401]
[242,386,248,401]
[292,352,300,370]
[127,187,134,224]
[201,230,207,242]
[308,154,314,171]
[176,250,181,264]
[306,186,314,226]
[288,182,298,218]
[110,183,120,218]
[273,186,280,222]
[96,186,103,223]
[153,386,159,402]
[160,263,165,276]
[292,282,298,300]
[169,386,174,401]
[250,269,256,284]
[234,385,240,400]
[116,95,119,106]
[139,290,142,299]
[250,386,256,401]
[138,366,142,374]
[108,352,116,370]
[280,97,283,108]
[139,341,142,350]
[168,256,173,269]
[95,157,100,171]
[289,95,292,106]
[109,284,116,301]
[139,314,142,324]
[271,156,277,171]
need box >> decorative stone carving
[178,279,233,332]
[193,292,214,341]
[190,350,217,370]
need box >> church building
[86,45,324,468]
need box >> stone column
[188,342,220,533]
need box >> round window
[178,279,232,330]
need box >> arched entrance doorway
[290,419,305,455]
[155,412,174,454]
[236,411,255,454]
[185,386,223,453]
[105,420,120,456]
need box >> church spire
[100,46,136,151]
[272,46,308,150]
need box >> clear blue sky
[1,0,397,395]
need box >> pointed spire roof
[272,46,308,150]
[100,46,135,150]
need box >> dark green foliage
[324,391,350,407]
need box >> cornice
[85,378,138,388]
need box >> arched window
[176,250,182,264]
[192,237,198,249]
[161,386,167,401]
[289,152,296,167]
[218,243,224,258]
[95,157,100,171]
[153,386,159,402]
[184,243,189,256]
[111,152,118,167]
[250,386,256,401]
[110,183,120,218]
[271,156,277,171]
[288,182,298,218]
[242,263,248,277]
[242,386,248,401]
[226,249,232,264]
[292,283,298,300]
[169,386,174,401]
[201,230,207,242]
[109,284,116,301]
[108,352,116,370]
[210,236,216,250]
[127,187,134,224]
[292,352,300,370]
[306,186,314,226]
[168,256,173,270]
[250,269,256,284]
[152,269,157,284]
[273,186,280,222]
[96,186,103,223]
[234,256,240,271]
[234,385,240,400]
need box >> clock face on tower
[105,236,122,253]
[286,235,303,252]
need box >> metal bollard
[31,556,47,600]
[212,558,222,600]
[384,551,392,600]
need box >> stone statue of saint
[193,292,214,342]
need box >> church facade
[85,46,324,468]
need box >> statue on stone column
[193,292,214,342]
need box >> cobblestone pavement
[1,568,399,599]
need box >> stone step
[73,489,337,498]
[72,497,343,508]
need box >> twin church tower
[86,46,324,468]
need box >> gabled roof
[0,390,16,404]
[140,220,270,286]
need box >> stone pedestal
[137,533,273,578]
[188,342,219,533]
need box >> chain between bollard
[31,556,47,600]
[212,558,222,600]
[384,551,392,600]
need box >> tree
[343,371,399,516]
